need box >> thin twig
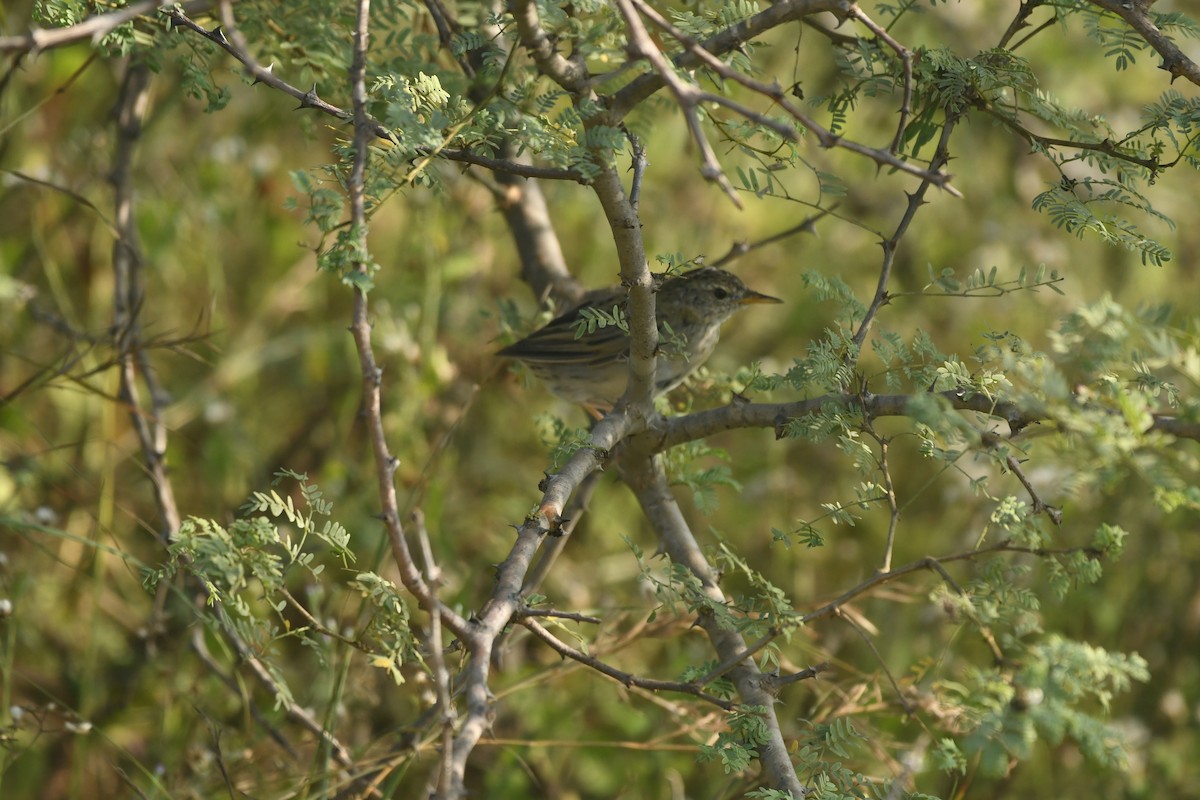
[414,509,456,798]
[835,608,915,715]
[615,0,742,207]
[111,62,180,542]
[976,104,1163,173]
[710,205,836,268]
[845,5,913,155]
[190,629,299,759]
[862,421,901,573]
[1003,452,1063,526]
[521,618,737,709]
[620,0,959,194]
[852,112,962,351]
[0,0,212,54]
[516,608,603,624]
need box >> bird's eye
[713,287,729,300]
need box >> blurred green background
[1,1,1198,798]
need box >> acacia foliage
[2,1,1200,799]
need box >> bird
[499,267,782,417]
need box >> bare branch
[510,0,590,91]
[999,447,1064,525]
[523,470,602,595]
[616,0,742,207]
[803,543,1102,628]
[1087,0,1200,87]
[609,0,848,117]
[836,608,915,715]
[590,166,660,414]
[444,408,636,799]
[415,510,456,798]
[852,113,961,351]
[492,145,588,311]
[613,0,959,193]
[845,4,913,155]
[710,206,836,269]
[862,422,901,572]
[111,61,181,541]
[516,608,603,624]
[620,454,805,797]
[521,617,738,709]
[0,0,211,55]
[655,390,1200,451]
[337,0,467,639]
[977,104,1164,173]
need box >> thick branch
[443,409,636,799]
[620,453,805,797]
[1087,0,1200,87]
[656,390,1200,451]
[0,0,211,54]
[590,167,659,414]
[509,0,590,91]
[492,143,587,310]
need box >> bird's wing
[499,300,630,365]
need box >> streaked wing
[499,302,630,365]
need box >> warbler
[499,267,782,417]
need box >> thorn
[211,26,229,45]
[297,84,320,109]
[252,63,275,86]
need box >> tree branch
[656,390,1200,451]
[111,61,180,542]
[844,4,913,155]
[521,617,738,710]
[333,0,469,645]
[621,453,806,797]
[168,8,587,183]
[852,112,960,350]
[622,0,958,194]
[616,0,743,207]
[443,408,636,799]
[0,0,211,55]
[1087,0,1200,87]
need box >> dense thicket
[2,1,1199,798]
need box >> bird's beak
[740,290,783,305]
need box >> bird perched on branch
[499,267,782,417]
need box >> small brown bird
[499,267,782,417]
